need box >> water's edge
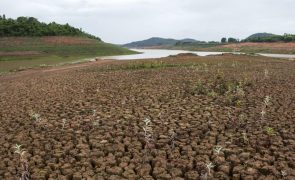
[100,49,295,60]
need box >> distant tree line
[243,34,295,43]
[221,37,239,43]
[0,15,101,40]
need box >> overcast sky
[1,0,295,44]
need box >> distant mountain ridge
[123,37,199,48]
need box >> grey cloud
[1,0,295,44]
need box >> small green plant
[206,162,215,176]
[236,85,245,97]
[238,114,246,123]
[194,76,249,107]
[236,100,243,107]
[14,144,30,180]
[93,119,100,127]
[92,110,97,117]
[265,127,275,147]
[142,118,153,149]
[142,117,153,162]
[194,80,208,95]
[28,111,50,129]
[242,132,249,145]
[207,91,218,98]
[264,96,271,106]
[265,127,275,135]
[264,69,269,78]
[15,144,26,158]
[91,110,100,128]
[281,170,287,177]
[213,146,223,155]
[62,119,67,130]
[29,111,41,122]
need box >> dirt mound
[168,53,198,58]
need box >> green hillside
[0,36,136,72]
[244,32,295,42]
[0,16,136,72]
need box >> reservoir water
[101,49,295,60]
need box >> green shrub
[194,76,250,106]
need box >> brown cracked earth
[0,54,295,179]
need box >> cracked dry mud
[0,54,294,179]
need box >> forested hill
[0,15,101,40]
[123,37,199,48]
[243,33,295,42]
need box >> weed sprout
[14,144,26,158]
[93,120,100,127]
[236,85,245,97]
[264,127,275,147]
[29,111,41,122]
[14,144,30,180]
[214,146,223,155]
[169,129,177,149]
[142,117,153,162]
[242,132,249,144]
[91,110,100,127]
[239,114,246,124]
[281,170,287,177]
[265,127,275,135]
[194,80,207,95]
[264,69,269,78]
[206,162,215,176]
[143,117,153,148]
[264,96,271,106]
[62,119,67,130]
[92,110,97,117]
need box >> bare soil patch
[41,36,96,45]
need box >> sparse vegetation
[61,119,67,130]
[194,75,249,106]
[100,61,200,71]
[169,129,177,149]
[14,144,30,180]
